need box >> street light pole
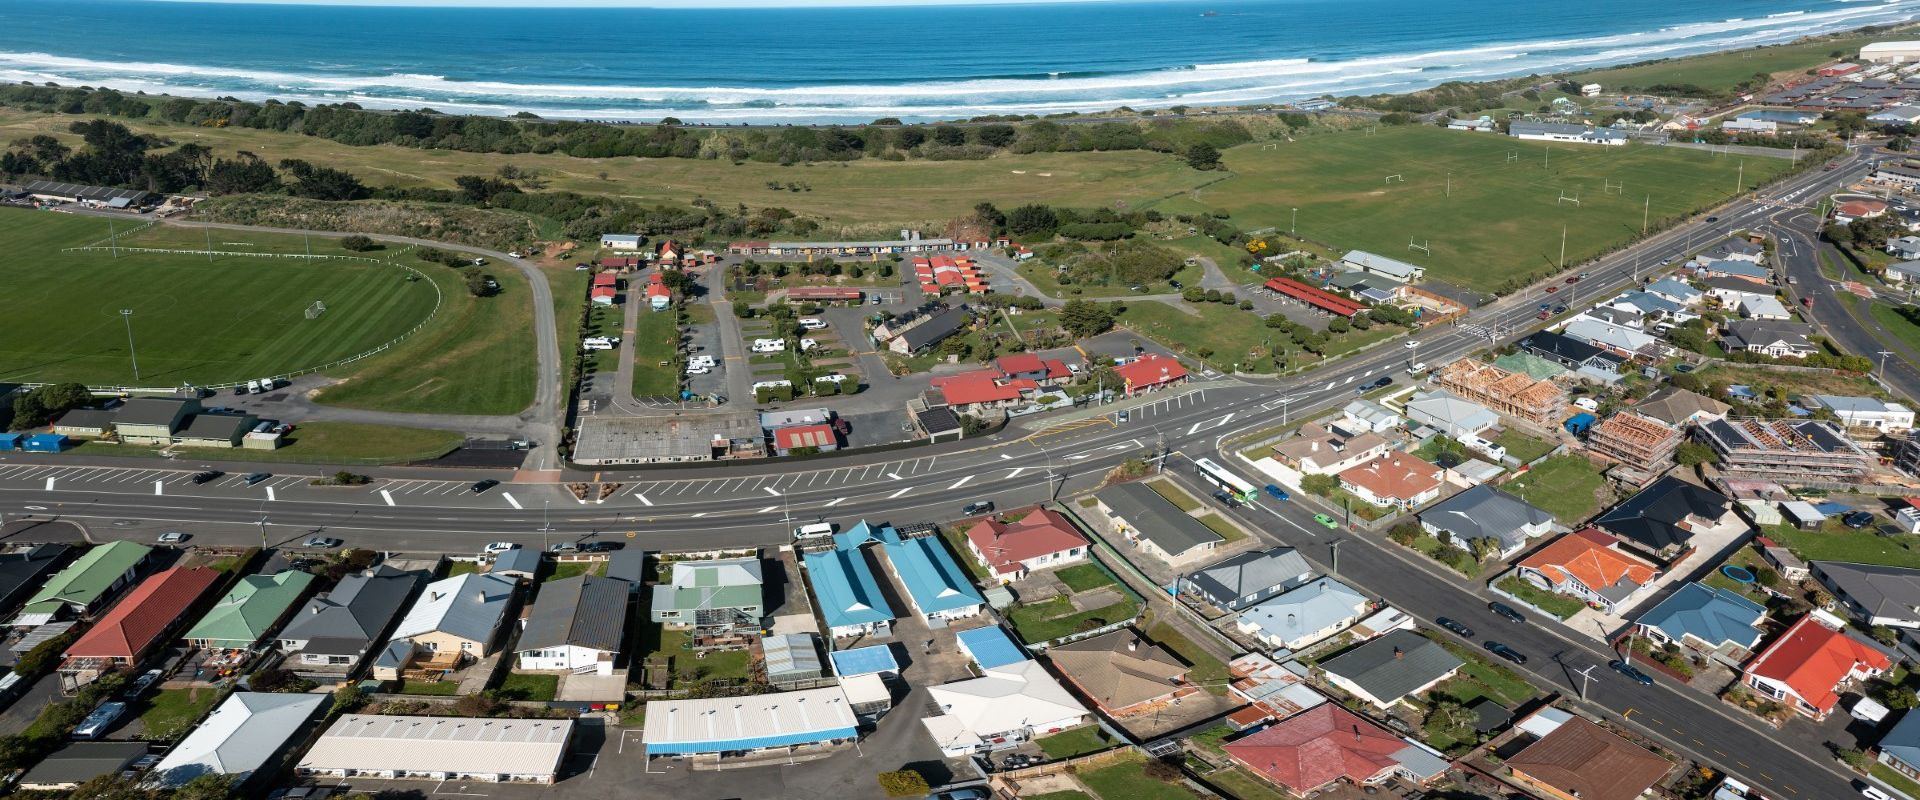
[541,500,552,551]
[1291,207,1297,235]
[1329,539,1344,577]
[121,309,139,381]
[1573,663,1598,701]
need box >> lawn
[1145,478,1202,511]
[1495,576,1587,620]
[447,561,482,576]
[1693,361,1892,402]
[1572,33,1890,95]
[1015,258,1205,299]
[1146,621,1230,696]
[213,421,463,465]
[940,526,992,583]
[1766,523,1920,570]
[1437,642,1538,707]
[1504,455,1610,524]
[1054,563,1117,593]
[1194,513,1247,544]
[496,672,559,702]
[1025,793,1095,800]
[631,304,683,398]
[1186,126,1789,291]
[136,687,221,742]
[1077,754,1203,800]
[0,209,439,387]
[648,628,754,687]
[394,679,460,695]
[1409,532,1478,576]
[1034,725,1115,759]
[1872,763,1920,800]
[1493,428,1556,464]
[546,561,607,582]
[1187,724,1238,758]
[1870,303,1920,358]
[1006,591,1141,644]
[1117,299,1398,374]
[1206,766,1292,800]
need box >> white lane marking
[43,477,54,491]
[758,505,778,513]
[691,512,708,518]
[763,487,781,496]
[1325,381,1336,391]
[380,490,396,507]
[999,454,1013,461]
[1007,467,1026,478]
[153,480,164,496]
[264,487,275,501]
[886,472,903,481]
[948,476,974,490]
[888,487,913,499]
[502,492,524,510]
[825,497,847,507]
[636,494,654,507]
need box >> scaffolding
[1696,418,1874,483]
[1586,412,1683,466]
[1435,359,1567,426]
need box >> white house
[514,575,627,674]
[1806,395,1916,431]
[1339,399,1401,434]
[1723,118,1778,134]
[1405,390,1499,440]
[1508,121,1628,146]
[1890,236,1920,261]
[600,234,643,251]
[1580,83,1603,97]
[1270,424,1392,476]
[920,659,1089,756]
[1885,260,1920,283]
[148,692,327,788]
[1738,295,1793,321]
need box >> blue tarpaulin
[1564,413,1597,435]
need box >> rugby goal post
[1384,174,1405,184]
[305,300,327,320]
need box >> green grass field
[1168,126,1788,291]
[0,210,437,386]
[1572,34,1887,95]
[1504,455,1611,524]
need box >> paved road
[1768,195,1920,401]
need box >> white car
[685,365,711,375]
[156,532,190,544]
[483,542,519,554]
[798,338,819,352]
[798,318,828,330]
[688,355,717,368]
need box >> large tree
[1060,299,1116,338]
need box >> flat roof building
[572,413,766,465]
[299,715,573,784]
[642,686,857,756]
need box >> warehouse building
[20,180,153,209]
[1864,41,1920,63]
[641,686,858,757]
[572,413,766,465]
[299,715,574,784]
[1508,122,1630,146]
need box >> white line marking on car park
[502,493,523,509]
[636,494,654,507]
[381,490,396,507]
[154,480,163,496]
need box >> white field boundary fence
[25,246,443,394]
[78,219,157,249]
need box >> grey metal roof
[896,306,970,352]
[148,692,327,788]
[1096,481,1224,557]
[0,544,72,610]
[115,397,193,427]
[19,742,147,787]
[763,633,824,678]
[54,409,118,430]
[1321,629,1463,704]
[175,413,255,440]
[1238,577,1369,643]
[1420,486,1554,550]
[20,180,151,204]
[517,575,626,653]
[1184,548,1312,605]
[392,572,516,644]
[1813,562,1920,622]
[277,565,420,649]
[606,549,647,584]
[1880,708,1920,769]
[489,548,541,576]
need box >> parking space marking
[826,497,846,507]
[635,493,654,507]
[948,476,973,490]
[763,486,781,496]
[43,476,54,491]
[153,480,164,496]
[114,470,148,483]
[999,453,1013,460]
[380,490,396,507]
[266,487,277,501]
[886,472,903,481]
[502,493,523,510]
[668,481,693,495]
[888,486,913,499]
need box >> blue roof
[955,625,1026,669]
[1617,290,1682,315]
[1646,278,1700,300]
[1635,582,1766,650]
[838,521,983,617]
[829,644,899,676]
[1881,710,1920,768]
[26,433,64,443]
[801,540,894,630]
[644,726,859,754]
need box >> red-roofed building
[61,567,218,686]
[1337,454,1443,509]
[929,370,1038,413]
[645,274,673,311]
[1512,529,1661,614]
[1113,354,1187,397]
[1223,704,1442,795]
[963,507,1090,582]
[995,353,1073,383]
[598,257,638,269]
[771,424,838,456]
[1264,277,1366,317]
[785,287,865,304]
[1819,63,1861,77]
[1742,614,1890,719]
[590,286,617,305]
[658,240,680,263]
[592,272,618,288]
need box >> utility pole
[1545,145,1550,170]
[256,501,269,549]
[541,500,552,551]
[121,309,139,381]
[1573,663,1599,701]
[1445,171,1451,198]
[1879,349,1895,380]
[1329,539,1344,577]
[1642,194,1650,236]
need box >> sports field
[1162,126,1790,291]
[0,209,437,386]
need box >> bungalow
[1321,630,1463,708]
[1339,399,1401,434]
[1520,331,1624,373]
[1512,529,1660,614]
[993,353,1072,383]
[1504,715,1672,800]
[147,692,327,789]
[1804,394,1915,431]
[1811,561,1920,629]
[1113,354,1187,396]
[928,369,1038,415]
[1338,454,1444,510]
[1420,485,1555,559]
[962,508,1089,583]
[1890,235,1920,261]
[1270,423,1392,476]
[1691,258,1771,284]
[1742,614,1890,720]
[276,565,422,680]
[1224,704,1449,796]
[1701,238,1766,264]
[1633,582,1767,663]
[1720,320,1819,359]
[1644,278,1705,307]
[1047,629,1196,716]
[649,557,764,630]
[1404,391,1499,440]
[1562,317,1664,359]
[1180,547,1315,611]
[1885,260,1920,283]
[182,571,315,651]
[1737,295,1792,321]
[1235,577,1370,651]
[13,540,151,626]
[1093,482,1224,566]
[1634,387,1729,428]
[385,572,518,672]
[1594,476,1737,559]
[514,575,627,674]
[599,234,643,251]
[61,567,219,687]
[920,659,1088,756]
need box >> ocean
[2,0,1918,122]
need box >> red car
[1565,276,1580,284]
[1545,286,1560,293]
[1537,310,1551,319]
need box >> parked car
[244,472,272,486]
[549,542,579,553]
[1488,601,1526,624]
[483,542,518,554]
[1435,617,1474,639]
[962,501,994,516]
[930,788,992,800]
[471,479,500,494]
[1211,490,1241,508]
[1844,511,1876,529]
[1858,781,1894,800]
[1483,641,1527,665]
[1609,659,1654,686]
[1312,513,1339,529]
[156,532,190,544]
[1536,310,1551,320]
[190,470,223,485]
[1263,484,1289,501]
[126,669,163,698]
[302,537,343,549]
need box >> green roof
[1491,352,1568,381]
[22,541,152,614]
[183,571,315,648]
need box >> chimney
[430,592,444,602]
[1310,441,1320,452]
[1127,639,1138,652]
[1393,647,1404,660]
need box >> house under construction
[1696,418,1874,484]
[1434,359,1567,427]
[1586,412,1683,467]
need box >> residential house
[1738,295,1792,321]
[1224,704,1450,796]
[1693,258,1771,284]
[299,715,573,784]
[1093,482,1224,566]
[1697,418,1874,484]
[1811,561,1920,629]
[1419,485,1556,559]
[386,572,518,670]
[928,369,1038,415]
[886,305,969,354]
[1235,577,1370,651]
[18,742,149,791]
[1634,387,1730,428]
[1512,529,1660,614]
[1585,411,1684,468]
[993,353,1072,383]
[1339,399,1401,434]
[1504,715,1672,800]
[13,540,150,626]
[1742,614,1891,720]
[1563,317,1667,360]
[648,557,765,629]
[1876,710,1920,784]
[515,575,627,674]
[962,508,1089,583]
[1269,423,1392,475]
[183,571,315,650]
[1645,278,1705,306]
[1891,236,1920,261]
[1047,629,1196,716]
[60,567,218,686]
[1720,320,1818,358]
[920,659,1089,756]
[1633,582,1767,664]
[0,544,74,617]
[1320,630,1463,708]
[277,565,422,679]
[1180,547,1315,612]
[1594,476,1737,560]
[1804,394,1916,431]
[147,692,327,789]
[1338,454,1444,510]
[1702,238,1766,264]
[1405,391,1500,440]
[1520,331,1624,374]
[488,549,541,582]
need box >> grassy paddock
[1572,34,1889,95]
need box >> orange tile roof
[964,508,1089,576]
[1517,529,1658,594]
[1224,704,1406,794]
[1113,354,1187,390]
[1745,615,1891,714]
[1337,454,1442,503]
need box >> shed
[829,644,899,678]
[762,633,825,683]
[0,433,20,451]
[488,549,541,581]
[1781,501,1825,530]
[24,433,66,452]
[1563,413,1596,435]
[605,549,647,592]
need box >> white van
[798,317,828,331]
[793,522,836,541]
[685,365,711,375]
[1407,362,1428,375]
[799,338,820,352]
[256,377,276,391]
[244,379,262,394]
[815,373,847,383]
[751,338,787,353]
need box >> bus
[1194,457,1257,503]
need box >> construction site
[1584,411,1684,477]
[1434,359,1567,428]
[1695,417,1876,484]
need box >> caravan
[751,338,787,353]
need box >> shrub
[340,234,377,251]
[876,770,931,797]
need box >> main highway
[0,143,1899,800]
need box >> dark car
[244,472,272,486]
[1844,511,1876,529]
[471,479,500,494]
[1483,641,1527,665]
[1435,617,1475,639]
[190,470,224,485]
[1609,659,1654,686]
[1565,276,1580,284]
[580,541,624,553]
[1168,279,1183,290]
[931,789,992,800]
[962,501,995,516]
[1706,216,1719,222]
[1553,305,1567,314]
[1488,601,1526,624]
[1211,490,1240,508]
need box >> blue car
[1263,484,1290,501]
